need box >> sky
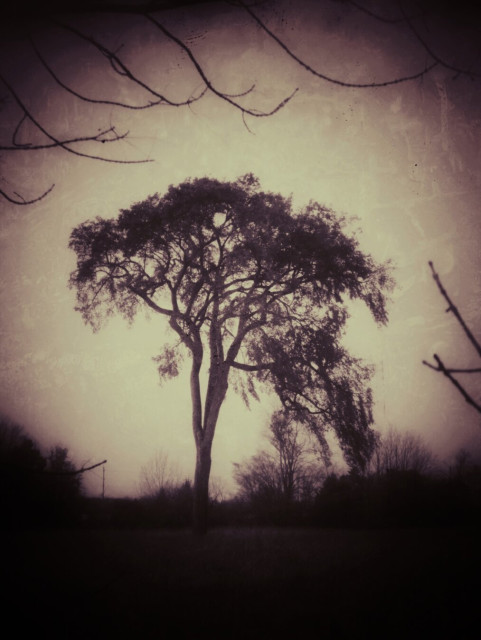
[1,0,481,497]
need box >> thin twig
[145,12,298,117]
[0,184,55,204]
[423,355,481,414]
[402,9,481,80]
[51,18,208,108]
[428,261,481,358]
[238,0,438,88]
[0,73,152,164]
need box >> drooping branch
[144,12,299,118]
[0,184,55,205]
[29,35,206,110]
[402,8,481,80]
[4,1,478,206]
[49,19,208,108]
[238,0,438,88]
[0,72,153,164]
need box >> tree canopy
[69,174,392,529]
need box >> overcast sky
[1,0,480,497]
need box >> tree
[68,174,392,533]
[234,451,281,504]
[2,0,479,204]
[368,427,434,476]
[138,450,180,498]
[0,416,90,526]
[423,261,481,415]
[233,410,325,507]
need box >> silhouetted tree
[2,1,478,204]
[69,174,392,533]
[423,261,481,414]
[234,411,325,510]
[368,427,434,476]
[0,416,88,526]
[138,450,180,498]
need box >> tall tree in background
[69,174,392,533]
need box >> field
[3,526,480,638]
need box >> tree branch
[0,73,153,164]
[428,261,481,358]
[229,360,273,371]
[0,184,55,204]
[238,0,438,88]
[144,12,299,117]
[402,9,481,80]
[49,19,208,108]
[423,354,481,414]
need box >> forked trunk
[193,444,212,535]
[189,324,229,534]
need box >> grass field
[3,526,480,638]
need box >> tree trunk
[192,444,212,535]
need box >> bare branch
[51,18,208,108]
[2,124,129,151]
[0,72,152,164]
[29,35,166,111]
[145,12,299,117]
[0,183,55,205]
[402,10,481,80]
[423,354,481,414]
[347,1,422,25]
[428,261,481,358]
[238,1,438,88]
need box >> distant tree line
[231,420,481,529]
[0,416,84,528]
[4,412,480,531]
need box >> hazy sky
[1,0,481,497]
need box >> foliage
[0,416,83,527]
[69,174,392,531]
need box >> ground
[3,526,479,638]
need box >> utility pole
[102,465,105,499]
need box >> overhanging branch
[239,0,437,88]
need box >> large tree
[69,174,392,533]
